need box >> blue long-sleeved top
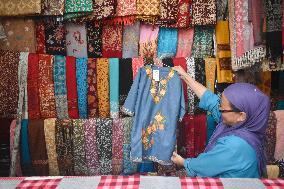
[184,90,259,178]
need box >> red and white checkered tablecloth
[97,175,140,189]
[180,177,224,189]
[15,177,62,189]
[261,179,284,189]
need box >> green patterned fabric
[65,0,93,13]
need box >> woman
[171,66,270,178]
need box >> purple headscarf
[205,83,270,177]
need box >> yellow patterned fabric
[205,58,217,92]
[136,0,160,22]
[0,0,41,16]
[96,58,110,118]
[44,118,59,176]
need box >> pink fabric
[132,57,144,79]
[139,24,159,58]
[10,119,22,176]
[112,119,124,175]
[251,0,264,45]
[176,28,194,58]
[274,110,284,161]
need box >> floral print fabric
[156,0,179,24]
[112,119,124,175]
[42,0,65,15]
[102,25,123,58]
[176,28,194,58]
[122,21,140,58]
[0,0,41,16]
[204,58,217,93]
[139,24,159,58]
[87,58,99,118]
[191,26,214,58]
[86,22,102,58]
[35,21,46,54]
[192,0,217,25]
[65,0,93,13]
[76,58,88,118]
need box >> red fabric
[27,53,41,119]
[194,114,207,157]
[261,179,284,189]
[173,57,188,109]
[98,175,140,189]
[16,178,62,189]
[35,21,46,54]
[168,0,192,28]
[102,25,123,58]
[180,177,224,189]
[87,58,99,118]
[66,56,79,119]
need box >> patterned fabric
[66,56,79,119]
[44,20,66,55]
[42,0,65,15]
[0,50,19,118]
[132,58,144,79]
[76,58,88,118]
[274,110,284,161]
[156,0,179,24]
[55,119,74,176]
[180,177,224,189]
[0,19,36,52]
[43,118,59,176]
[192,0,217,25]
[35,21,46,54]
[251,0,264,46]
[261,179,284,189]
[186,57,196,114]
[168,0,192,28]
[86,22,102,58]
[0,22,6,39]
[122,21,140,58]
[98,175,140,189]
[217,0,228,20]
[10,120,22,176]
[139,24,159,58]
[109,58,120,119]
[96,58,110,118]
[265,0,282,32]
[191,26,214,58]
[54,55,68,119]
[65,0,93,13]
[84,118,100,175]
[157,28,178,59]
[0,0,41,16]
[73,119,88,175]
[258,71,271,97]
[96,118,113,175]
[205,58,217,92]
[116,0,137,16]
[38,54,56,118]
[265,111,277,164]
[102,25,123,58]
[28,120,49,176]
[87,58,99,118]
[112,119,124,175]
[16,178,62,189]
[176,28,194,58]
[136,0,160,22]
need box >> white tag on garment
[153,70,160,81]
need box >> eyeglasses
[219,109,241,113]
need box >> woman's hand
[173,66,187,80]
[171,152,185,167]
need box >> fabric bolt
[64,0,93,13]
[44,20,66,55]
[122,21,140,58]
[10,120,22,176]
[109,58,120,119]
[136,0,160,22]
[66,23,88,58]
[180,177,224,189]
[112,119,124,175]
[55,119,75,176]
[191,26,214,58]
[157,28,178,59]
[265,111,277,164]
[76,58,88,118]
[54,55,68,119]
[274,110,284,161]
[16,178,63,189]
[102,25,123,58]
[27,53,40,119]
[44,118,59,176]
[86,22,102,58]
[0,0,41,16]
[192,0,217,25]
[87,58,99,118]
[84,118,100,175]
[38,54,56,118]
[0,18,36,53]
[176,28,194,58]
[97,175,140,189]
[73,119,88,176]
[35,21,46,54]
[205,58,217,92]
[139,24,159,58]
[132,58,144,79]
[66,56,79,119]
[96,118,113,175]
[96,58,110,118]
[156,0,179,24]
[42,0,65,15]
[28,120,49,176]
[186,57,196,114]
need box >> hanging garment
[157,28,178,59]
[176,28,194,58]
[156,0,179,25]
[42,0,65,15]
[76,58,88,118]
[192,0,217,25]
[109,58,120,119]
[0,18,36,52]
[274,110,284,161]
[64,0,93,13]
[102,25,123,58]
[112,119,124,175]
[96,58,110,118]
[186,57,196,114]
[193,114,207,156]
[43,118,59,176]
[136,0,160,22]
[0,0,41,16]
[265,111,277,164]
[251,0,264,46]
[122,66,185,165]
[194,58,206,115]
[38,54,57,118]
[167,0,192,28]
[87,58,99,118]
[35,21,46,54]
[132,58,144,79]
[204,58,217,93]
[122,21,140,58]
[139,24,159,58]
[217,0,228,20]
[66,56,79,119]
[116,0,137,17]
[86,22,103,58]
[9,119,22,176]
[191,26,214,58]
[54,55,69,119]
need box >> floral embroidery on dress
[142,111,166,150]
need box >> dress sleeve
[121,67,142,116]
[198,90,221,123]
